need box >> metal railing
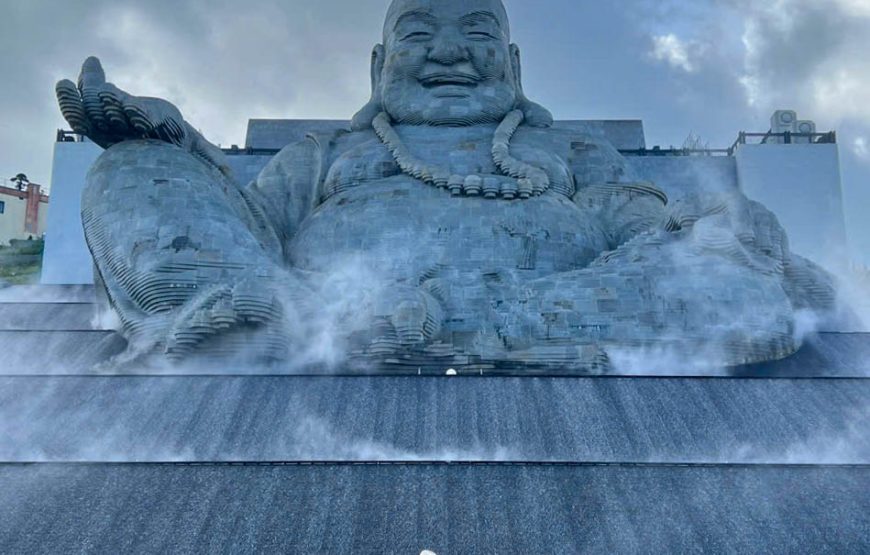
[729,131,837,152]
[621,130,837,158]
[56,129,83,143]
[222,145,281,156]
[618,146,732,157]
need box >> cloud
[854,137,870,160]
[1,0,869,193]
[835,0,870,17]
[0,0,387,185]
[650,34,699,72]
[733,0,870,126]
[88,1,378,147]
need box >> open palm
[56,57,189,150]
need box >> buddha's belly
[287,178,608,282]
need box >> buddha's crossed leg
[486,224,834,371]
[82,140,293,360]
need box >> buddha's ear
[351,44,386,130]
[510,44,553,128]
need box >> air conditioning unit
[794,120,817,143]
[771,110,798,134]
[767,110,798,144]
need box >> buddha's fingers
[78,57,109,132]
[164,287,233,359]
[163,117,187,145]
[55,79,90,136]
[154,119,186,147]
[77,56,106,89]
[98,84,131,135]
[122,99,155,135]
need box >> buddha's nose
[427,32,470,65]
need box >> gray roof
[0,463,867,554]
[551,119,646,150]
[244,119,351,149]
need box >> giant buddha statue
[55,0,836,372]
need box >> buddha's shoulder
[258,129,385,183]
[513,125,633,185]
[327,130,388,163]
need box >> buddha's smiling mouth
[420,73,480,88]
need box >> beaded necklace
[372,110,550,200]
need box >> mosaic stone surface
[57,0,837,372]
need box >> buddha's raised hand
[56,57,229,174]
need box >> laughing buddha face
[370,0,525,126]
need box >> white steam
[728,405,870,465]
[271,256,388,371]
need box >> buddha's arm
[596,185,837,314]
[572,177,835,310]
[246,138,324,245]
[572,181,669,249]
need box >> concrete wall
[41,141,103,285]
[628,156,738,204]
[225,154,275,187]
[735,144,847,267]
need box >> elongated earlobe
[510,44,553,128]
[351,44,386,131]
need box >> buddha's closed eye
[402,31,433,41]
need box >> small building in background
[734,110,847,268]
[0,181,49,246]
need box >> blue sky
[1,0,868,262]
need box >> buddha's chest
[319,126,576,203]
[287,176,608,282]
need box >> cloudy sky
[1,0,868,262]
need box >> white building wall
[41,140,103,284]
[735,143,848,267]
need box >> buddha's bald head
[383,0,511,42]
[352,0,551,129]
